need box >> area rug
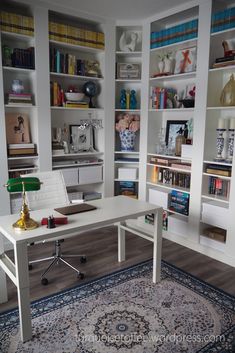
[0,260,234,353]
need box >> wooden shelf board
[149,108,194,112]
[51,106,103,111]
[147,153,191,161]
[3,66,35,73]
[150,71,196,81]
[1,31,34,41]
[211,27,235,37]
[203,172,231,180]
[49,39,104,53]
[203,160,232,167]
[201,194,229,204]
[52,152,103,158]
[50,72,103,81]
[115,151,139,154]
[150,38,197,52]
[146,181,190,194]
[147,163,191,173]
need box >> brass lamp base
[13,203,39,231]
[13,217,39,231]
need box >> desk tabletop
[0,196,161,245]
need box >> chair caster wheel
[28,264,33,271]
[41,277,49,285]
[78,272,85,280]
[80,256,87,264]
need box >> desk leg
[153,209,163,283]
[0,233,8,303]
[14,242,32,342]
[118,222,126,262]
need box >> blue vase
[119,130,136,151]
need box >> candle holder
[214,128,226,161]
[226,128,235,163]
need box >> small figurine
[119,32,138,52]
[120,89,127,109]
[130,90,137,109]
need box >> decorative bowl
[178,99,195,108]
[65,92,85,102]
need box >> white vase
[158,60,164,74]
[164,57,172,73]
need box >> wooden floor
[1,225,235,313]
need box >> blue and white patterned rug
[0,260,234,353]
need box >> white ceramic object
[65,92,85,101]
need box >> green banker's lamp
[5,177,41,231]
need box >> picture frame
[174,46,197,74]
[165,120,187,147]
[69,124,93,152]
[5,113,31,144]
[116,63,141,79]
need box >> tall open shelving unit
[114,23,142,198]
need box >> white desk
[0,196,162,342]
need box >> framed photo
[165,120,187,147]
[5,113,31,144]
[116,63,141,79]
[174,46,197,74]
[69,124,93,152]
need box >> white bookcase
[1,0,235,267]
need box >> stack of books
[65,101,88,109]
[205,164,231,177]
[150,87,176,109]
[149,156,191,170]
[211,6,235,33]
[118,181,138,199]
[0,11,34,36]
[49,21,105,49]
[213,54,235,69]
[7,93,33,106]
[169,190,190,216]
[150,19,198,49]
[8,143,36,156]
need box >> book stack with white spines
[65,100,88,108]
[7,93,33,106]
[8,143,36,156]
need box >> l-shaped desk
[0,196,162,342]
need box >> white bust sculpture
[119,32,138,52]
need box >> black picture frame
[165,120,188,147]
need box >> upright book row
[150,19,198,49]
[0,11,34,36]
[211,6,235,33]
[49,21,105,49]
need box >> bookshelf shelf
[50,72,103,81]
[207,106,235,110]
[49,39,104,54]
[148,108,194,112]
[201,194,229,204]
[115,109,141,112]
[164,208,189,218]
[115,79,141,83]
[211,27,235,37]
[115,160,139,164]
[147,163,191,173]
[115,151,139,154]
[150,38,197,52]
[5,104,36,108]
[8,167,38,172]
[53,161,103,169]
[203,160,232,167]
[52,151,103,158]
[148,153,192,161]
[7,156,39,161]
[50,106,104,111]
[149,71,196,81]
[209,65,235,73]
[2,66,35,74]
[116,51,142,56]
[146,181,191,194]
[1,30,34,41]
[114,178,139,182]
[203,172,231,180]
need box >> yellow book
[67,25,73,44]
[22,16,34,36]
[77,27,85,46]
[70,26,77,45]
[11,13,22,34]
[1,11,11,32]
[28,16,34,36]
[91,30,97,48]
[96,32,105,49]
[60,23,67,43]
[49,21,57,41]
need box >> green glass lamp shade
[6,177,41,193]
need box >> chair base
[29,240,86,284]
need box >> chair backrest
[22,171,70,211]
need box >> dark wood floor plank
[0,226,235,313]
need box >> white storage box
[181,144,193,159]
[201,201,229,229]
[149,188,170,209]
[118,168,137,180]
[168,214,189,236]
[61,168,78,187]
[78,165,103,185]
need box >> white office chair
[22,171,86,285]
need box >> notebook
[54,203,96,215]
